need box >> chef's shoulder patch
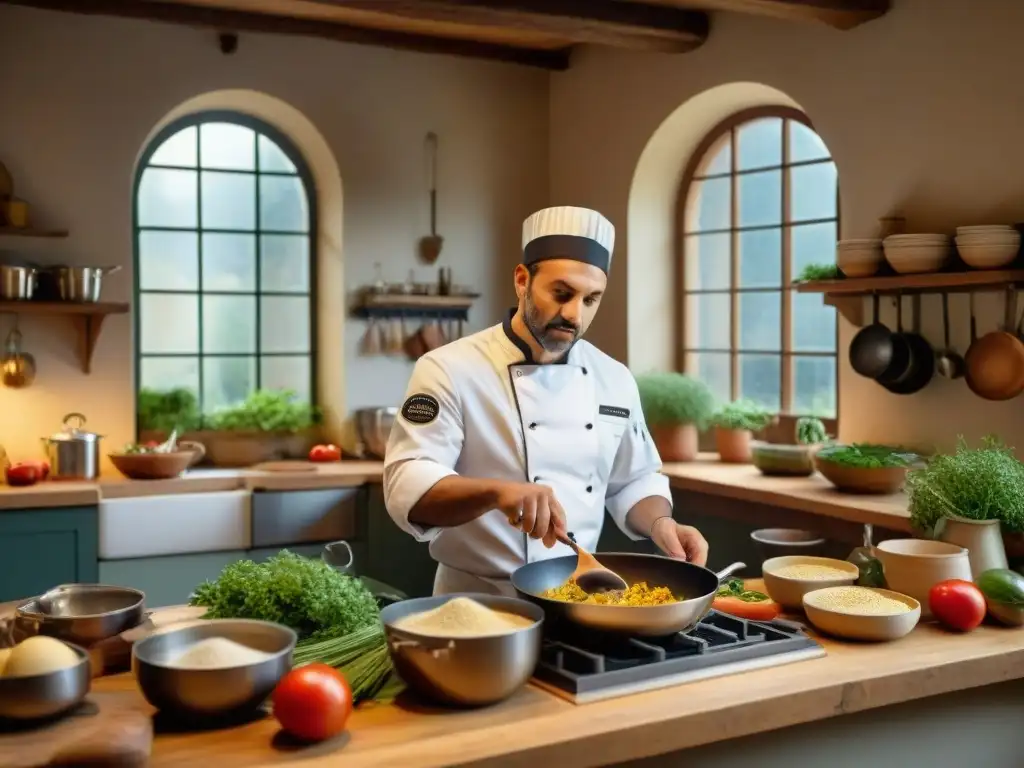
[401,393,441,425]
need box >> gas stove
[531,611,825,704]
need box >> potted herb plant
[906,436,1024,566]
[814,443,918,494]
[635,372,716,462]
[750,416,830,477]
[137,387,203,441]
[203,389,323,467]
[710,400,775,464]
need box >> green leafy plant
[137,387,203,433]
[635,372,717,430]
[205,388,321,433]
[711,399,775,432]
[796,416,828,445]
[906,436,1024,535]
[816,443,917,468]
[793,263,840,283]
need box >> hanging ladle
[418,132,444,264]
[556,531,628,593]
[935,292,965,379]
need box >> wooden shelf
[0,301,129,374]
[354,292,479,320]
[793,269,1024,325]
[0,226,68,238]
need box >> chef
[383,205,709,596]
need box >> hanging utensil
[362,317,381,355]
[1,319,36,388]
[965,285,1024,401]
[935,292,965,379]
[880,294,934,395]
[875,293,913,386]
[418,132,444,264]
[849,293,895,378]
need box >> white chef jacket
[382,311,673,596]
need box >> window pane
[686,177,730,233]
[261,356,311,401]
[202,295,256,353]
[686,351,730,400]
[138,168,197,228]
[737,118,782,171]
[696,133,730,176]
[203,356,256,411]
[259,135,297,173]
[737,170,781,228]
[788,122,830,163]
[201,171,255,230]
[200,123,255,171]
[790,162,838,222]
[738,291,781,351]
[260,176,309,233]
[139,356,199,394]
[793,355,837,417]
[149,127,197,167]
[792,293,837,352]
[261,235,310,293]
[138,231,198,291]
[686,293,730,349]
[739,354,780,411]
[738,228,781,289]
[684,232,730,291]
[260,296,310,353]
[202,233,256,292]
[140,294,198,353]
[792,221,837,276]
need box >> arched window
[133,111,316,421]
[678,107,838,420]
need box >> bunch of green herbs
[137,387,203,433]
[816,443,917,469]
[711,399,775,432]
[205,389,321,433]
[793,263,841,283]
[635,372,717,429]
[906,436,1024,535]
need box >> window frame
[674,106,840,436]
[131,109,319,436]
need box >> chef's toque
[521,206,615,274]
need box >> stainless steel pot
[50,265,121,303]
[0,264,36,300]
[41,412,102,480]
[14,583,145,645]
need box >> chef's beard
[524,287,579,355]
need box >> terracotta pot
[649,423,699,462]
[204,429,321,468]
[715,428,752,464]
[814,456,907,494]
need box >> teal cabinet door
[99,551,247,609]
[0,507,99,602]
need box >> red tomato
[929,579,986,632]
[23,460,50,481]
[712,595,782,623]
[5,463,39,487]
[272,664,353,742]
[308,444,341,463]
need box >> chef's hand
[494,481,568,549]
[650,516,709,566]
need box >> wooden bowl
[109,442,205,480]
[814,456,907,494]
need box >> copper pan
[964,286,1024,401]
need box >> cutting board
[0,691,152,767]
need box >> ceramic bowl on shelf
[761,555,859,610]
[750,442,817,477]
[882,234,951,274]
[874,539,972,619]
[803,586,921,641]
[955,228,1020,269]
[836,239,883,277]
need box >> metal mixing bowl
[380,593,544,708]
[355,407,396,459]
[15,584,145,645]
[0,641,91,721]
[132,619,297,720]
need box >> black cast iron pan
[511,553,745,637]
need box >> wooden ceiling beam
[625,0,889,30]
[0,0,572,69]
[307,0,710,53]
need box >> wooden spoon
[556,531,628,593]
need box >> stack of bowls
[882,233,952,274]
[836,239,883,277]
[955,225,1021,269]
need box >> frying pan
[849,293,895,378]
[880,294,934,395]
[511,553,745,637]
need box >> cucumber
[977,568,1024,606]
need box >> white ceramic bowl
[882,243,950,274]
[956,225,1013,235]
[836,244,883,277]
[761,555,860,610]
[803,586,921,641]
[874,539,972,618]
[956,241,1019,269]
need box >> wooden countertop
[662,455,912,532]
[84,606,1022,767]
[0,462,386,510]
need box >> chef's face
[515,260,607,355]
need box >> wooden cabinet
[0,506,98,602]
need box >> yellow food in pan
[542,580,679,606]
